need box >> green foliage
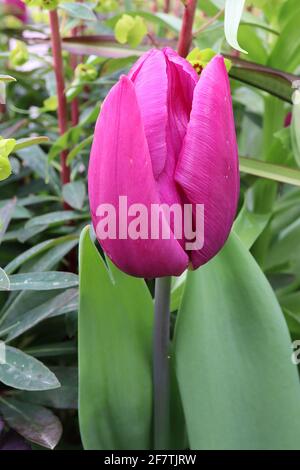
[9,41,29,68]
[175,234,300,449]
[78,227,153,449]
[115,14,148,47]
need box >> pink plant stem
[177,0,197,57]
[49,9,70,187]
[70,26,80,127]
[151,0,158,13]
[164,0,171,13]
[174,0,181,16]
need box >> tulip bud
[88,48,240,278]
[10,40,29,67]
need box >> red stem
[70,26,80,127]
[151,0,158,12]
[49,9,70,186]
[164,0,171,13]
[177,0,197,57]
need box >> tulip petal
[88,76,189,278]
[175,55,240,269]
[128,49,168,179]
[155,48,198,224]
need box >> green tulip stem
[153,276,172,450]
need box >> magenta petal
[175,55,240,269]
[88,76,189,278]
[4,0,27,22]
[128,49,168,179]
[154,48,198,222]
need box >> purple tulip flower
[88,48,240,278]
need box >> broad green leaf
[239,156,300,187]
[0,346,60,391]
[234,203,270,249]
[174,233,300,449]
[224,0,247,53]
[62,181,86,210]
[59,2,97,22]
[79,226,153,450]
[0,397,62,449]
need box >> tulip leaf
[174,233,300,449]
[78,226,153,450]
[233,203,271,249]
